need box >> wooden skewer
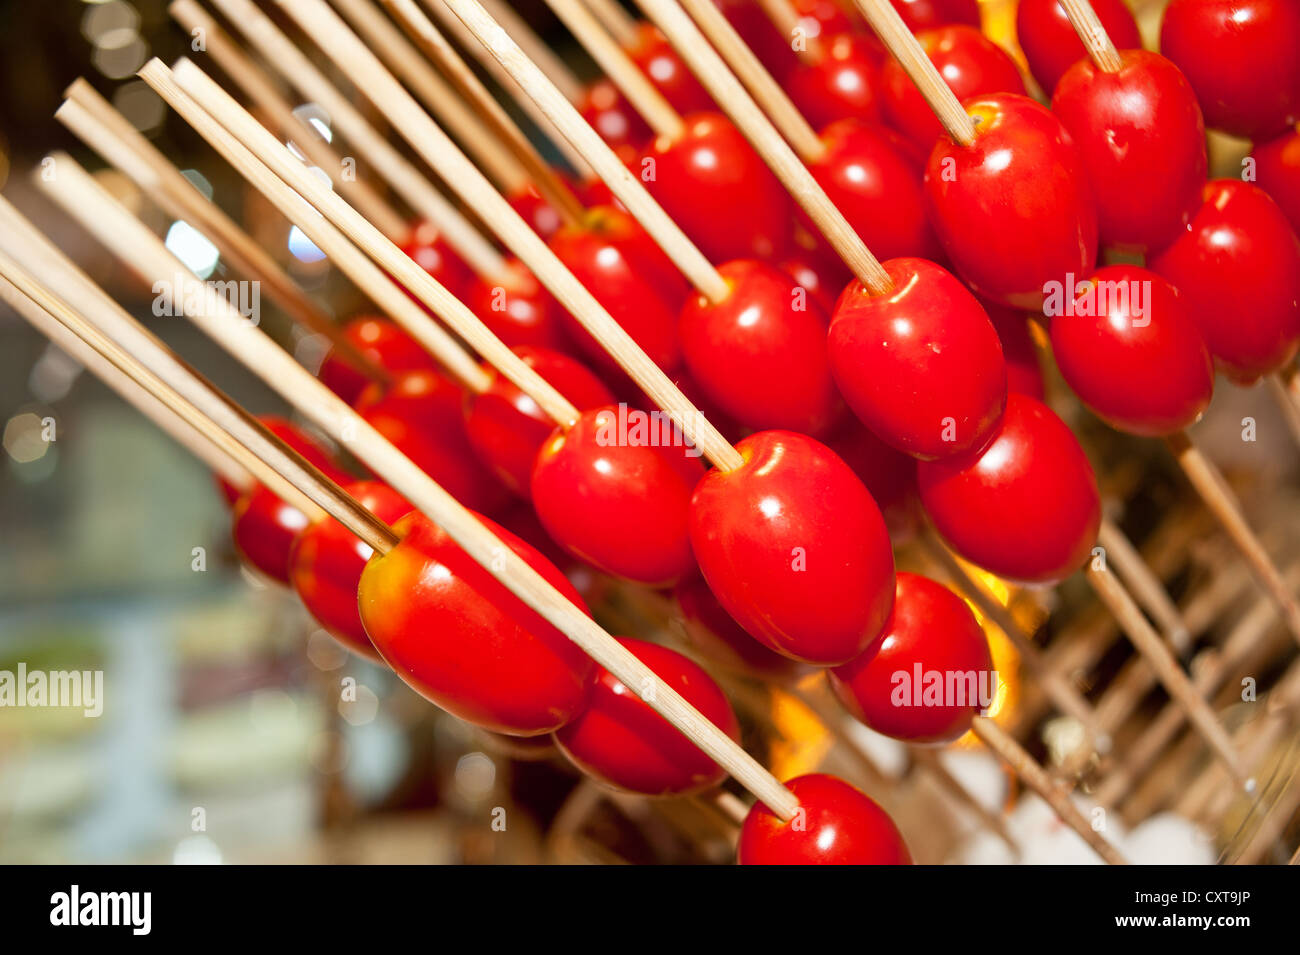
[417,0,595,179]
[43,139,800,821]
[379,0,586,225]
[476,0,585,101]
[582,0,640,47]
[675,0,826,161]
[971,716,1130,865]
[1086,560,1253,789]
[755,0,824,64]
[57,80,385,381]
[1265,371,1300,448]
[850,0,976,145]
[244,3,745,468]
[1057,0,1125,72]
[1165,431,1300,647]
[630,0,893,293]
[1097,518,1192,653]
[206,0,507,281]
[328,0,531,194]
[169,0,409,243]
[545,0,685,140]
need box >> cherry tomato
[829,257,1007,459]
[790,0,856,41]
[807,120,942,261]
[548,204,688,373]
[1016,0,1142,94]
[463,345,615,497]
[780,243,852,314]
[674,576,811,681]
[579,77,653,155]
[553,636,740,795]
[1252,128,1300,233]
[823,417,921,541]
[717,0,804,81]
[678,259,843,436]
[917,392,1101,584]
[643,113,795,263]
[231,484,312,585]
[1160,0,1300,140]
[318,315,440,405]
[358,510,595,736]
[690,430,896,666]
[215,414,348,506]
[891,0,981,31]
[1149,179,1300,383]
[531,405,703,586]
[1049,265,1214,436]
[628,23,714,115]
[788,34,884,130]
[1053,50,1208,252]
[830,572,994,743]
[507,184,564,242]
[925,93,1098,309]
[399,218,471,301]
[355,369,511,516]
[881,25,1026,151]
[288,480,413,659]
[738,773,912,864]
[464,259,569,352]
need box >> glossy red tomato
[1050,265,1214,436]
[823,417,921,540]
[215,414,349,506]
[1149,179,1300,383]
[1250,129,1300,235]
[579,78,653,156]
[553,637,740,795]
[507,184,564,242]
[829,257,1007,459]
[358,510,595,735]
[881,25,1026,151]
[318,315,440,405]
[1016,0,1142,94]
[462,345,615,498]
[548,205,688,373]
[790,0,856,41]
[399,218,471,300]
[807,120,942,261]
[788,34,884,130]
[780,244,852,314]
[891,0,981,31]
[1053,50,1208,252]
[738,773,912,865]
[231,484,312,586]
[830,572,995,743]
[464,259,569,352]
[690,430,896,665]
[674,576,811,681]
[628,23,714,115]
[678,259,843,436]
[531,405,703,586]
[288,481,413,659]
[643,113,794,263]
[918,392,1101,584]
[354,369,511,516]
[925,93,1098,309]
[717,0,804,81]
[1160,0,1300,140]
[983,301,1045,399]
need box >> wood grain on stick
[1058,0,1124,72]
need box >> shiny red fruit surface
[1016,0,1142,94]
[823,417,921,540]
[216,415,349,506]
[1049,265,1214,436]
[830,572,995,743]
[925,93,1098,309]
[808,120,942,261]
[891,0,981,31]
[690,430,896,666]
[829,257,1007,459]
[317,315,440,405]
[674,577,811,681]
[355,369,511,516]
[1149,179,1300,383]
[358,511,595,736]
[644,114,794,263]
[531,406,703,587]
[790,0,856,41]
[553,637,740,795]
[507,184,563,242]
[549,205,688,372]
[738,773,912,865]
[679,259,843,436]
[881,25,1026,151]
[288,481,413,659]
[788,34,884,130]
[399,219,471,300]
[1160,0,1300,140]
[464,260,569,352]
[918,392,1101,584]
[579,78,653,154]
[780,244,852,314]
[1252,129,1300,234]
[628,24,714,115]
[463,345,615,497]
[983,301,1045,398]
[1053,50,1208,252]
[231,484,312,586]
